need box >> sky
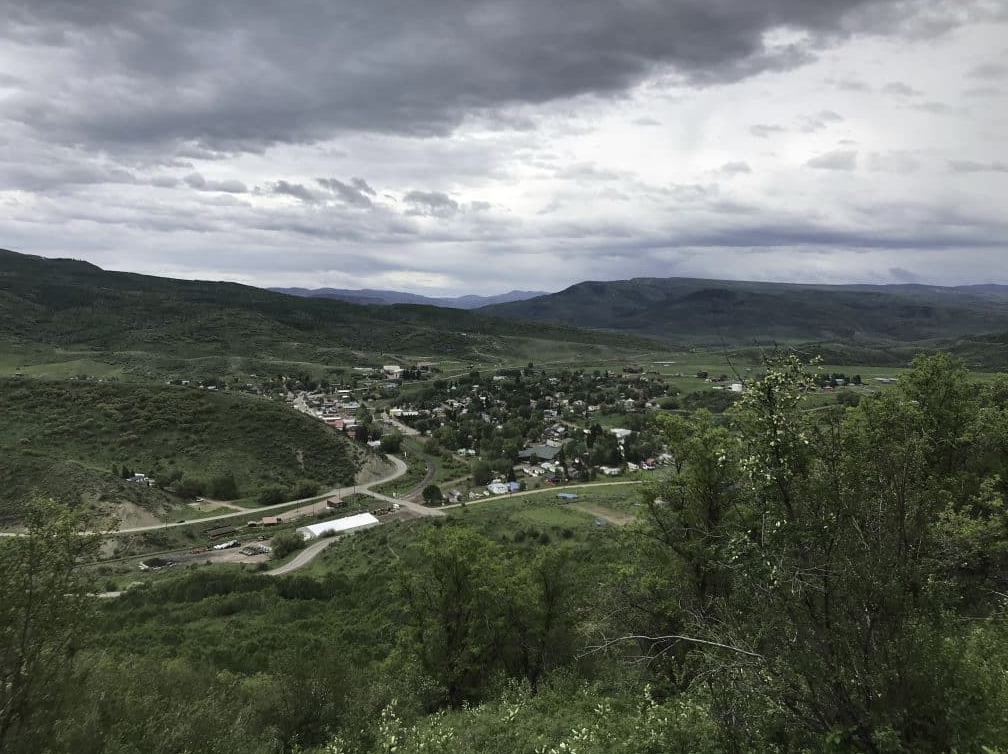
[1,0,1006,296]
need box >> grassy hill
[479,277,1008,352]
[0,249,661,380]
[0,378,363,524]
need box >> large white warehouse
[297,512,380,540]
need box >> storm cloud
[0,0,1006,293]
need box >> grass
[0,377,361,524]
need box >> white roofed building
[297,512,380,540]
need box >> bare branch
[580,633,764,660]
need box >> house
[599,466,622,476]
[487,482,510,495]
[383,365,404,379]
[518,445,562,462]
[128,473,154,486]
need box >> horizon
[6,246,1008,300]
[2,0,1006,295]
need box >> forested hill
[479,276,1008,345]
[0,249,657,360]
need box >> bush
[422,484,443,505]
[270,529,306,559]
[258,485,287,506]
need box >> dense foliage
[5,353,1008,753]
[0,378,359,521]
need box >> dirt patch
[103,500,163,531]
[570,503,635,526]
[354,454,396,485]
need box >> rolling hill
[479,277,1008,350]
[0,377,364,525]
[269,286,548,308]
[0,249,661,378]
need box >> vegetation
[0,378,361,523]
[4,253,1008,754]
[480,276,1008,353]
[0,249,662,379]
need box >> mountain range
[270,286,547,309]
[478,277,1008,347]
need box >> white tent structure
[297,512,380,540]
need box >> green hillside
[0,249,661,378]
[0,378,362,524]
[479,277,1008,352]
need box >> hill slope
[0,378,364,524]
[269,286,548,308]
[479,277,1008,346]
[0,249,660,375]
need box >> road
[265,538,336,576]
[113,453,442,534]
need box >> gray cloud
[719,161,752,176]
[967,62,1008,79]
[882,81,921,96]
[184,172,247,193]
[948,160,1008,173]
[750,123,786,138]
[806,150,858,170]
[867,151,920,173]
[317,178,374,208]
[801,109,845,132]
[270,180,322,203]
[404,190,460,217]
[1,0,974,154]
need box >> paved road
[111,453,444,534]
[265,538,336,576]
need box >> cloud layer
[1,0,1006,293]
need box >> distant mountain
[270,287,548,309]
[479,277,1008,347]
[0,249,656,371]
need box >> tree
[470,460,492,486]
[209,472,238,499]
[258,485,286,506]
[422,484,443,505]
[270,529,306,559]
[397,527,507,707]
[622,353,1004,752]
[1,498,104,750]
[379,432,403,454]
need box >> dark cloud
[270,180,322,203]
[948,160,1008,173]
[317,178,374,208]
[404,190,460,217]
[1,0,965,153]
[806,150,858,170]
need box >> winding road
[115,454,443,534]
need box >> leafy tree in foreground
[624,353,1008,753]
[0,497,104,751]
